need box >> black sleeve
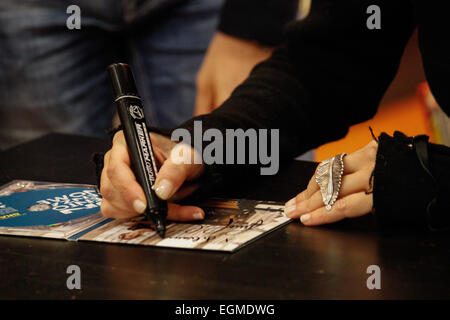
[171,0,415,193]
[374,132,450,231]
[218,0,299,46]
[413,1,450,117]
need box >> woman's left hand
[284,140,378,226]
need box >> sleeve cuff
[373,131,450,231]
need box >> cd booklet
[0,180,291,252]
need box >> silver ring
[315,153,347,211]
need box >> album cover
[0,180,106,239]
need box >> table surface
[0,134,449,299]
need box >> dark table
[0,134,449,299]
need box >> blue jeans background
[0,0,224,149]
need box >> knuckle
[112,130,124,145]
[364,141,378,160]
[104,150,111,165]
[99,180,112,199]
[106,163,118,180]
[305,186,314,199]
[122,186,137,205]
[303,199,312,213]
[334,198,348,213]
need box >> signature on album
[170,218,264,243]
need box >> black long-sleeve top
[162,0,450,231]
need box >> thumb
[154,143,203,200]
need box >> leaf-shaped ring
[315,153,347,211]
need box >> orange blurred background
[315,30,432,161]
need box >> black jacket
[170,0,450,231]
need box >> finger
[101,198,137,219]
[304,170,320,200]
[101,166,146,217]
[169,183,200,202]
[284,167,321,207]
[299,192,373,226]
[111,131,131,165]
[99,150,111,191]
[154,144,203,200]
[101,169,203,221]
[285,151,368,206]
[106,140,147,214]
[167,203,205,221]
[101,197,205,222]
[104,150,111,167]
[149,132,177,161]
[284,169,372,218]
[343,142,377,173]
[101,171,203,221]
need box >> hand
[194,32,272,116]
[284,141,378,226]
[100,131,205,221]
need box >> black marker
[107,63,167,237]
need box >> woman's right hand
[100,130,205,221]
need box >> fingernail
[192,212,204,220]
[285,198,296,208]
[133,199,146,214]
[284,204,296,217]
[300,214,311,223]
[155,179,173,200]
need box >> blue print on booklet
[0,187,102,227]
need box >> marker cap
[107,63,139,100]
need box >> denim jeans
[0,0,224,149]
